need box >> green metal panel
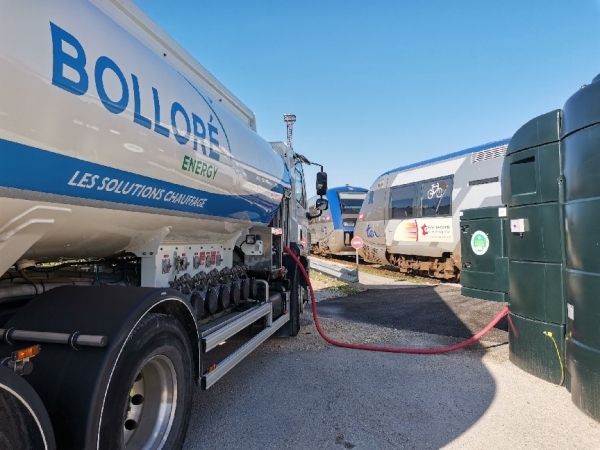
[460,206,508,301]
[564,270,600,351]
[508,261,564,323]
[460,255,509,295]
[501,142,560,207]
[506,109,560,156]
[501,108,568,391]
[538,143,561,203]
[502,109,560,209]
[567,337,600,421]
[461,287,507,302]
[564,199,600,274]
[506,204,562,263]
[562,76,600,138]
[507,152,537,199]
[565,365,572,392]
[562,77,600,422]
[508,312,565,385]
[461,217,507,276]
[562,125,600,274]
[563,124,600,205]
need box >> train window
[338,192,367,214]
[421,177,453,217]
[390,184,417,218]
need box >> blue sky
[134,0,600,197]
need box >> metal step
[202,302,272,353]
[198,301,262,339]
[201,311,289,390]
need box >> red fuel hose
[284,246,509,354]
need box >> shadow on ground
[183,285,509,449]
[311,284,508,347]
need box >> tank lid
[506,109,561,155]
[562,75,600,138]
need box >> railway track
[309,254,442,285]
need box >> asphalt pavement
[182,273,600,449]
[313,284,508,346]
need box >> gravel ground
[304,274,407,346]
[182,274,600,450]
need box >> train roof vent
[470,143,508,163]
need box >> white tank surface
[0,0,290,268]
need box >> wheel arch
[147,298,200,379]
[0,286,198,449]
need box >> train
[308,185,368,256]
[354,138,510,280]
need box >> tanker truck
[0,1,329,448]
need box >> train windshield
[338,192,367,214]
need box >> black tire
[0,365,56,450]
[98,313,193,449]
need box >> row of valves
[170,266,258,318]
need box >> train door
[355,176,389,263]
[386,182,418,251]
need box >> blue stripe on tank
[0,138,283,224]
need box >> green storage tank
[561,75,600,421]
[501,109,565,385]
[460,206,509,302]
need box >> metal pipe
[0,328,107,348]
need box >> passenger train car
[354,139,510,280]
[308,186,368,256]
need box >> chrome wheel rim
[124,355,177,449]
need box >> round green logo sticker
[471,231,489,256]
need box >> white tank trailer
[0,1,328,448]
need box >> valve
[173,252,190,273]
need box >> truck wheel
[98,313,193,449]
[0,365,56,450]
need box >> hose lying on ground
[284,245,509,354]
